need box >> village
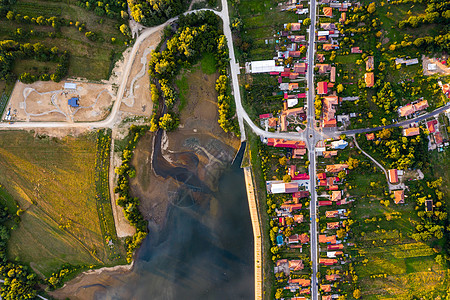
[242,0,450,299]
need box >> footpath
[243,166,263,300]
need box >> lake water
[99,144,254,300]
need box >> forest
[148,11,238,134]
[128,0,190,27]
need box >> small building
[330,66,336,82]
[290,23,301,31]
[323,7,333,16]
[64,82,77,90]
[435,132,444,145]
[351,47,362,54]
[319,258,338,265]
[323,44,339,51]
[366,133,375,141]
[425,199,433,211]
[326,274,341,282]
[268,117,278,128]
[320,284,332,293]
[327,222,340,230]
[339,12,346,23]
[289,260,304,271]
[68,97,79,107]
[393,190,405,204]
[319,235,337,244]
[250,60,284,73]
[331,190,342,202]
[259,113,272,119]
[317,54,325,62]
[388,169,399,184]
[292,148,307,158]
[365,72,374,87]
[328,244,343,250]
[366,56,374,71]
[331,139,348,149]
[270,182,299,194]
[326,164,348,173]
[317,81,328,95]
[427,119,437,133]
[403,127,420,137]
[267,138,306,149]
[294,214,304,223]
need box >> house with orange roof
[293,191,310,202]
[267,138,306,149]
[403,127,420,137]
[288,278,311,287]
[268,117,278,129]
[325,210,338,218]
[319,258,338,265]
[326,164,348,173]
[323,44,339,51]
[289,83,299,91]
[427,119,437,133]
[281,203,303,212]
[365,72,374,87]
[351,47,362,54]
[399,104,415,117]
[388,169,398,183]
[293,148,307,158]
[322,150,338,158]
[317,54,325,62]
[393,190,404,204]
[318,172,327,180]
[328,243,344,250]
[298,233,310,244]
[331,190,342,202]
[366,133,375,140]
[294,214,304,223]
[317,64,332,74]
[291,298,307,300]
[339,12,346,23]
[322,296,333,300]
[330,66,336,82]
[435,132,444,145]
[320,284,332,292]
[323,7,333,16]
[325,274,341,282]
[289,260,304,271]
[327,222,340,229]
[415,100,429,111]
[294,62,307,73]
[319,235,337,244]
[317,81,328,94]
[290,23,301,31]
[322,95,338,127]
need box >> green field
[0,131,125,277]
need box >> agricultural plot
[0,131,125,277]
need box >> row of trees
[113,125,149,262]
[148,11,238,134]
[76,0,127,20]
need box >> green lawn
[0,131,125,277]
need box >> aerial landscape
[0,0,449,299]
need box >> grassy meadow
[0,0,128,91]
[0,131,125,277]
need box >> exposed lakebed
[51,68,253,299]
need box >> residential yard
[342,141,450,299]
[0,131,125,277]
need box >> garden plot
[6,81,114,122]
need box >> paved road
[305,0,319,298]
[340,103,450,135]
